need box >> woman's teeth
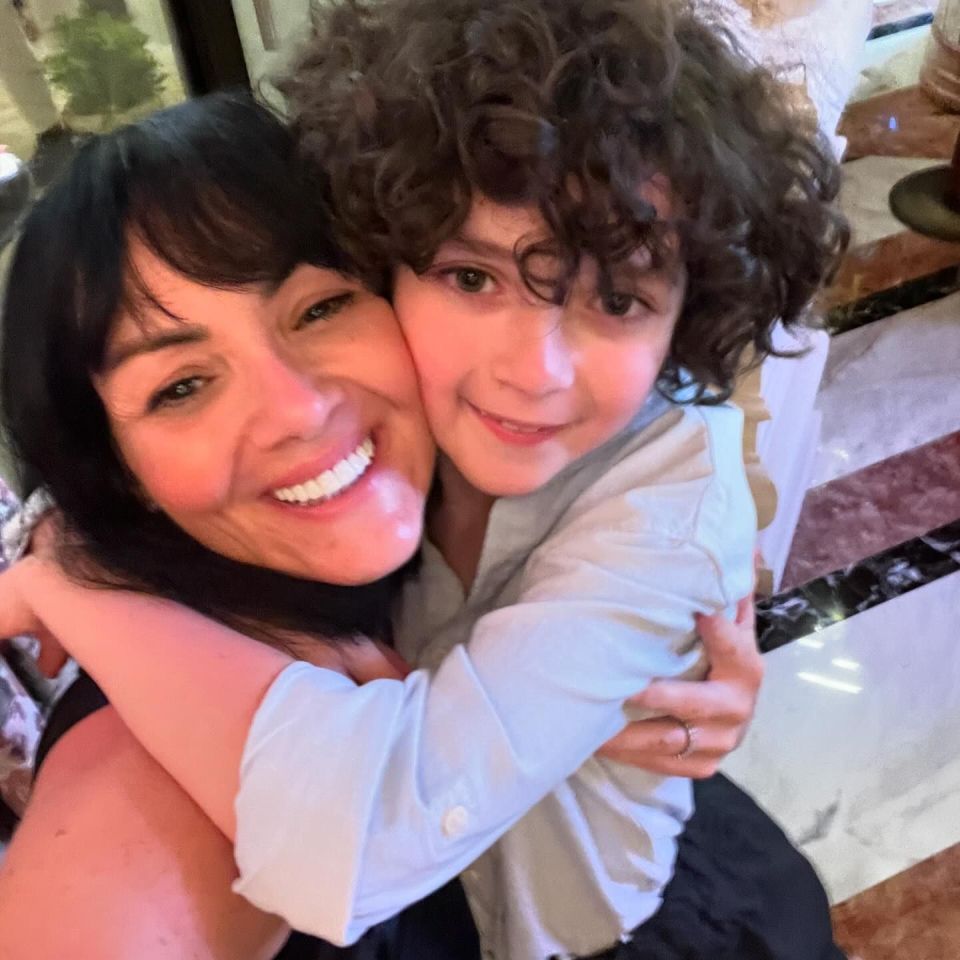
[272,438,375,506]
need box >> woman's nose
[246,352,346,450]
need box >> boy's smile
[392,195,686,497]
[467,402,566,446]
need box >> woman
[0,90,433,959]
[0,92,770,959]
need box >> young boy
[0,1,844,957]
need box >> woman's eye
[298,292,356,328]
[147,376,206,412]
[449,268,493,294]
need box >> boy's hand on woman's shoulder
[596,596,762,778]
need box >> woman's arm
[1,557,293,842]
[0,704,289,960]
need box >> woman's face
[96,244,435,585]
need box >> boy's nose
[492,307,576,398]
[247,352,346,449]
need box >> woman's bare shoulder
[0,707,287,960]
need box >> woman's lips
[270,437,375,505]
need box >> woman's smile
[269,436,375,506]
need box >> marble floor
[725,571,960,905]
[726,71,960,959]
[813,292,960,486]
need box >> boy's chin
[463,462,567,499]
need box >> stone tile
[825,150,960,311]
[782,431,960,589]
[725,572,960,904]
[873,0,938,28]
[871,0,938,31]
[814,290,960,485]
[758,518,960,649]
[832,842,960,960]
[839,85,957,163]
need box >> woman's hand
[0,558,49,640]
[295,637,411,683]
[597,596,762,778]
[342,641,412,682]
[0,556,69,677]
[0,548,411,684]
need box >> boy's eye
[297,292,356,328]
[147,375,206,412]
[599,291,649,320]
[451,268,493,294]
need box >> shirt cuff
[231,661,399,943]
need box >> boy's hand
[596,596,762,778]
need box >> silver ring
[672,718,698,759]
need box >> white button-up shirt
[232,399,756,959]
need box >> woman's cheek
[124,432,236,515]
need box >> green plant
[45,4,165,120]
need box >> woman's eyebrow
[104,326,208,373]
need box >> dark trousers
[278,774,844,960]
[279,878,481,960]
[603,774,846,960]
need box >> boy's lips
[468,402,567,446]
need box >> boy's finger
[598,720,731,777]
[695,607,762,686]
[599,717,692,758]
[735,594,755,627]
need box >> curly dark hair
[280,0,847,402]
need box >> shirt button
[441,805,469,838]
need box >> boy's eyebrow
[104,326,208,373]
[614,255,684,290]
[435,232,520,264]
[442,233,684,287]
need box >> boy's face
[392,195,685,497]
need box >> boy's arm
[1,411,755,943]
[231,406,756,937]
[1,531,732,943]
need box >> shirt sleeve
[233,407,756,943]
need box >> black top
[34,671,107,774]
[33,674,480,960]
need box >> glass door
[228,0,313,102]
[1,0,194,244]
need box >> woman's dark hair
[1,91,407,647]
[281,0,848,402]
